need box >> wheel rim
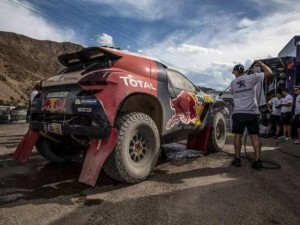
[129,133,149,163]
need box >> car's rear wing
[58,47,121,67]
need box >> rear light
[77,90,102,96]
[79,80,107,85]
[79,71,109,86]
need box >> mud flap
[13,129,40,162]
[187,125,211,152]
[79,128,117,187]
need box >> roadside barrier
[10,110,28,124]
[0,106,12,124]
[0,106,28,124]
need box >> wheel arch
[117,93,163,135]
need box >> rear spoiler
[58,47,121,67]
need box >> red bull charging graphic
[166,91,204,130]
[41,98,67,113]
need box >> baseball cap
[232,64,244,73]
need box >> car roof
[100,46,168,67]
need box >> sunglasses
[294,89,299,92]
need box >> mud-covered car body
[14,47,226,186]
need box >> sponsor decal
[78,107,92,112]
[120,75,156,90]
[74,99,98,105]
[75,99,81,105]
[63,76,78,81]
[47,91,69,98]
[41,98,66,112]
[166,91,204,130]
[44,75,78,84]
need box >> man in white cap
[230,61,273,169]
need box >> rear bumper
[30,121,111,139]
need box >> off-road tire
[0,110,10,116]
[208,112,226,152]
[36,137,82,163]
[11,110,27,116]
[104,112,160,183]
[0,120,10,124]
[0,115,10,120]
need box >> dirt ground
[0,123,300,225]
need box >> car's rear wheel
[104,112,160,183]
[208,112,226,152]
[35,137,83,163]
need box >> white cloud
[0,0,80,43]
[95,33,114,46]
[141,2,300,90]
[238,18,255,28]
[171,44,222,55]
[1,0,300,92]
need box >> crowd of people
[263,86,300,144]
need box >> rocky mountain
[0,31,83,107]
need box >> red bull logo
[166,91,204,130]
[41,98,67,113]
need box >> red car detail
[167,91,203,129]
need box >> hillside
[0,31,83,107]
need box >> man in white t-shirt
[230,61,273,169]
[278,88,293,141]
[293,85,300,144]
[264,93,282,138]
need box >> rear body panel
[31,85,111,139]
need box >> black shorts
[269,114,281,125]
[295,114,300,128]
[232,113,260,135]
[281,112,292,125]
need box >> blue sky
[1,0,300,90]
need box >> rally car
[14,46,226,186]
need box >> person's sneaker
[278,136,286,140]
[274,135,278,139]
[232,158,241,167]
[252,160,262,169]
[285,137,292,141]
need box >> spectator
[230,61,273,169]
[293,85,300,144]
[30,81,40,102]
[264,93,282,139]
[278,88,293,141]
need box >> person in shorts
[264,93,282,138]
[230,61,273,169]
[293,85,300,144]
[278,88,293,141]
